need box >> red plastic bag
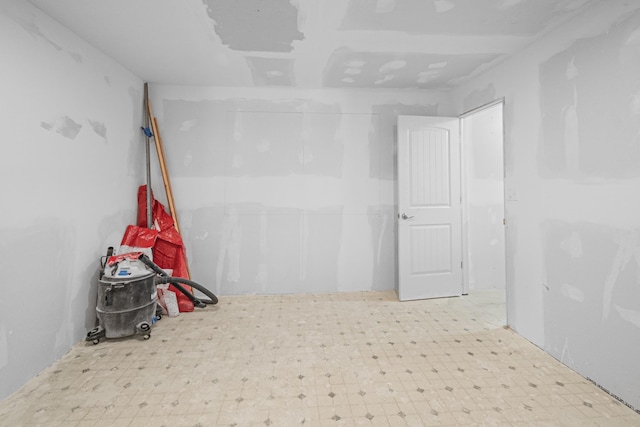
[137,186,175,231]
[121,225,158,249]
[119,225,157,262]
[153,228,188,279]
[136,185,194,312]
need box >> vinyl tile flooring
[1,290,639,426]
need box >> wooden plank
[150,116,179,232]
[147,98,191,279]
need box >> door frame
[459,98,506,295]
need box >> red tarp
[120,185,193,312]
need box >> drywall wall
[148,86,453,297]
[462,103,506,291]
[0,1,144,400]
[451,0,640,409]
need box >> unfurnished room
[1,0,640,425]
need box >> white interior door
[397,115,462,301]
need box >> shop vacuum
[86,249,218,344]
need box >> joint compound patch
[40,116,82,140]
[0,325,8,369]
[179,119,197,132]
[560,283,585,302]
[614,305,640,328]
[89,120,107,141]
[560,231,583,259]
[204,0,304,52]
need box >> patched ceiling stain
[374,0,396,14]
[246,57,296,86]
[27,0,597,89]
[499,0,525,10]
[203,0,304,52]
[380,60,407,73]
[434,0,456,14]
[67,52,82,64]
[340,0,595,36]
[324,48,503,89]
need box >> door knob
[400,213,414,220]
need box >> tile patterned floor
[1,290,639,426]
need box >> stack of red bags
[119,185,193,312]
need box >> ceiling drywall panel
[340,0,593,35]
[203,0,304,52]
[323,48,504,89]
[27,0,598,89]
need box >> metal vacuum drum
[87,255,158,343]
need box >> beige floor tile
[1,290,639,426]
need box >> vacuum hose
[156,276,218,307]
[137,254,218,307]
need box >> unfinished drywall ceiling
[340,0,592,35]
[323,48,503,89]
[28,0,598,89]
[203,0,304,52]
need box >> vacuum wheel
[137,322,151,340]
[86,326,105,345]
